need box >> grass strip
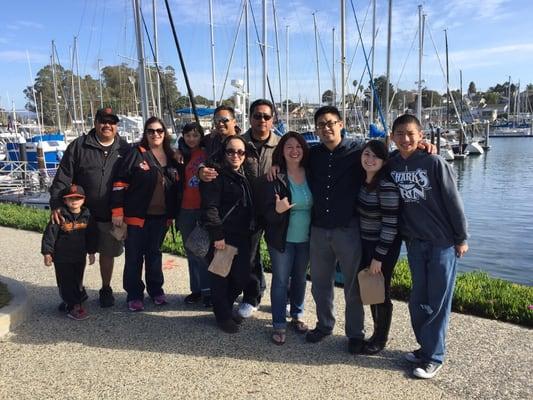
[1,202,532,327]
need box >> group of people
[41,100,468,380]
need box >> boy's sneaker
[413,362,443,379]
[184,292,202,304]
[128,300,144,312]
[99,286,115,308]
[153,294,167,306]
[405,349,423,364]
[237,302,257,318]
[67,305,89,321]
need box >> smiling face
[64,196,85,213]
[145,122,165,148]
[213,110,237,137]
[95,118,118,143]
[361,147,385,176]
[315,112,343,149]
[392,122,424,158]
[224,138,246,170]
[283,137,303,166]
[250,104,273,139]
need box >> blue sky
[1,0,532,111]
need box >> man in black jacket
[49,107,130,308]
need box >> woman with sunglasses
[357,139,401,354]
[255,131,312,345]
[200,135,255,333]
[111,117,181,312]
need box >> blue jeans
[406,239,458,364]
[123,216,168,302]
[178,209,210,295]
[268,242,309,330]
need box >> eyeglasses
[214,116,232,124]
[252,113,273,121]
[99,119,117,126]
[225,149,246,157]
[316,120,340,130]
[146,128,165,135]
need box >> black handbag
[185,201,239,258]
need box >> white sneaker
[238,302,257,318]
[413,362,442,379]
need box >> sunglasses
[214,116,232,124]
[252,113,273,121]
[146,128,165,135]
[225,149,246,157]
[316,120,340,129]
[99,119,117,126]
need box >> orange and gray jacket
[111,145,181,227]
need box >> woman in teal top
[255,132,312,345]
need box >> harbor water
[453,137,533,286]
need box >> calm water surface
[453,138,533,285]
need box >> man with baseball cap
[49,107,130,308]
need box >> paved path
[0,227,531,399]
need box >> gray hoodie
[388,150,468,246]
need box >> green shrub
[1,203,532,326]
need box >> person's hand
[214,239,225,250]
[275,194,295,214]
[88,254,96,265]
[43,254,53,266]
[199,167,218,182]
[418,140,438,154]
[50,208,64,225]
[112,215,124,227]
[455,243,468,258]
[267,165,280,182]
[173,149,184,164]
[369,259,383,275]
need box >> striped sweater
[357,179,400,261]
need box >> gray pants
[310,218,364,339]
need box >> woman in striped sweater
[357,140,401,354]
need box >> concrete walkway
[0,226,531,399]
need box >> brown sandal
[271,329,286,345]
[290,319,309,334]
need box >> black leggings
[359,237,402,305]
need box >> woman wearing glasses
[111,117,181,312]
[200,135,255,333]
[255,132,312,345]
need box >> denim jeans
[123,216,168,302]
[268,242,309,330]
[406,238,458,364]
[178,209,210,295]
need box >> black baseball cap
[62,184,86,199]
[95,107,119,124]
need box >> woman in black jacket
[254,132,312,345]
[200,135,255,333]
[111,116,180,312]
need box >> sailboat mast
[134,0,149,119]
[98,58,103,108]
[385,0,392,128]
[74,37,86,133]
[313,13,321,106]
[332,28,336,107]
[51,41,62,132]
[417,5,423,122]
[69,46,79,135]
[244,0,250,131]
[153,0,161,116]
[209,0,217,108]
[445,29,450,130]
[273,0,283,108]
[340,0,346,123]
[370,0,376,125]
[285,24,289,130]
[262,0,267,99]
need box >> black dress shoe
[348,338,364,354]
[217,319,239,334]
[305,327,331,343]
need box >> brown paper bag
[208,244,239,277]
[358,268,385,305]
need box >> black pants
[241,230,266,306]
[54,260,86,309]
[359,237,402,305]
[209,233,251,322]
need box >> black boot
[363,303,393,355]
[365,304,379,344]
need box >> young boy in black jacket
[42,185,96,320]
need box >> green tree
[468,81,477,97]
[321,89,334,105]
[368,76,394,112]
